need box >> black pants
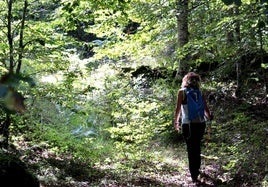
[182,122,206,180]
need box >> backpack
[184,88,205,121]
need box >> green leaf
[261,63,268,69]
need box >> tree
[0,0,49,148]
[3,0,29,74]
[175,0,190,77]
[0,0,29,148]
[226,5,241,46]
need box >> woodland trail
[38,144,225,187]
[66,145,225,187]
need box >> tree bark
[16,0,28,74]
[226,6,240,46]
[234,6,241,42]
[7,0,14,74]
[0,114,11,149]
[176,0,190,78]
[176,0,189,47]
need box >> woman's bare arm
[174,90,183,130]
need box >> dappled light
[0,0,267,186]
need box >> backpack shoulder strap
[181,88,187,104]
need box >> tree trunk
[7,0,14,74]
[226,6,240,46]
[176,0,190,78]
[226,6,241,97]
[0,114,11,149]
[234,6,241,42]
[16,0,28,74]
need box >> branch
[22,39,45,49]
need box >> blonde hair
[181,72,201,88]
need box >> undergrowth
[5,64,268,186]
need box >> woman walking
[174,72,213,184]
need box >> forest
[0,0,267,186]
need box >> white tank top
[181,104,190,124]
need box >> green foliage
[261,63,268,69]
[205,103,268,185]
[0,0,266,186]
[20,83,114,162]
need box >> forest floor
[11,82,268,187]
[24,141,225,187]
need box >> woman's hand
[174,122,180,131]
